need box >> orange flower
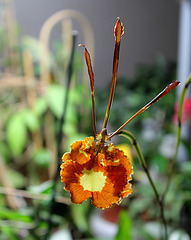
[60,135,133,209]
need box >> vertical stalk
[79,44,97,135]
[102,18,124,129]
[118,130,168,240]
[162,73,191,201]
[44,32,77,240]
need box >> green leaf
[62,121,77,136]
[33,149,51,168]
[0,141,11,163]
[6,112,27,157]
[33,97,47,116]
[0,226,20,240]
[23,109,40,132]
[46,84,65,118]
[65,102,78,123]
[71,201,90,232]
[8,168,26,188]
[115,210,132,240]
[0,207,32,222]
[69,88,82,104]
[181,162,191,174]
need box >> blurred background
[14,0,179,86]
[0,0,191,240]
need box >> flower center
[80,168,106,192]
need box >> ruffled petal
[60,160,92,204]
[91,178,118,209]
[68,137,95,165]
[69,184,91,204]
[60,137,133,209]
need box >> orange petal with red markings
[60,137,133,209]
[68,137,95,164]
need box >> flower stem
[174,73,191,162]
[109,81,180,139]
[118,130,168,240]
[162,73,191,201]
[79,44,97,135]
[102,18,124,129]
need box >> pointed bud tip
[176,80,181,85]
[114,17,124,40]
[171,80,181,87]
[78,44,85,48]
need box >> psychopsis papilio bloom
[60,18,180,209]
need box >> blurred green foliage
[96,55,176,127]
[0,28,190,240]
[115,211,132,240]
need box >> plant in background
[60,18,179,240]
[174,96,191,124]
[1,13,190,240]
[0,20,91,240]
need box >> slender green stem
[118,130,167,240]
[162,73,191,201]
[175,73,191,161]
